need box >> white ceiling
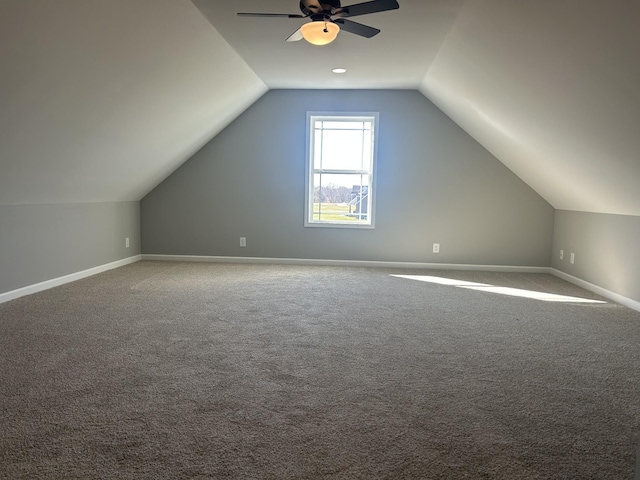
[0,0,266,205]
[1,0,639,215]
[420,0,640,216]
[193,0,465,89]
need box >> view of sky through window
[306,114,377,227]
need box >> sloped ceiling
[2,0,638,216]
[420,0,640,216]
[0,0,267,205]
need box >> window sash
[305,113,378,228]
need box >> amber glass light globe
[300,21,340,46]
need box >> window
[305,113,378,228]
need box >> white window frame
[304,112,379,228]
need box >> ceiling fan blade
[286,27,304,42]
[336,0,399,18]
[237,13,306,18]
[334,18,380,38]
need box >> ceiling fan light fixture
[300,21,340,45]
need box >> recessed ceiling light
[332,68,347,74]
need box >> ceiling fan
[238,0,400,46]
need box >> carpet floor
[1,261,639,479]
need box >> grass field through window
[312,203,361,222]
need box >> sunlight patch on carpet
[391,275,607,304]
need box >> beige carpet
[1,261,639,479]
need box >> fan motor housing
[300,1,341,16]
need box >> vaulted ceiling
[2,0,639,215]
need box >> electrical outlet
[570,252,575,264]
[559,249,563,260]
[125,237,130,248]
[433,243,440,254]
[239,237,246,247]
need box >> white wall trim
[142,256,640,312]
[4,255,638,313]
[0,255,141,304]
[141,254,549,273]
[550,268,640,313]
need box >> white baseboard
[4,255,638,313]
[550,268,640,313]
[142,256,640,312]
[141,254,549,273]
[0,255,142,305]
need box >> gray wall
[141,90,554,266]
[0,202,140,295]
[552,210,640,303]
